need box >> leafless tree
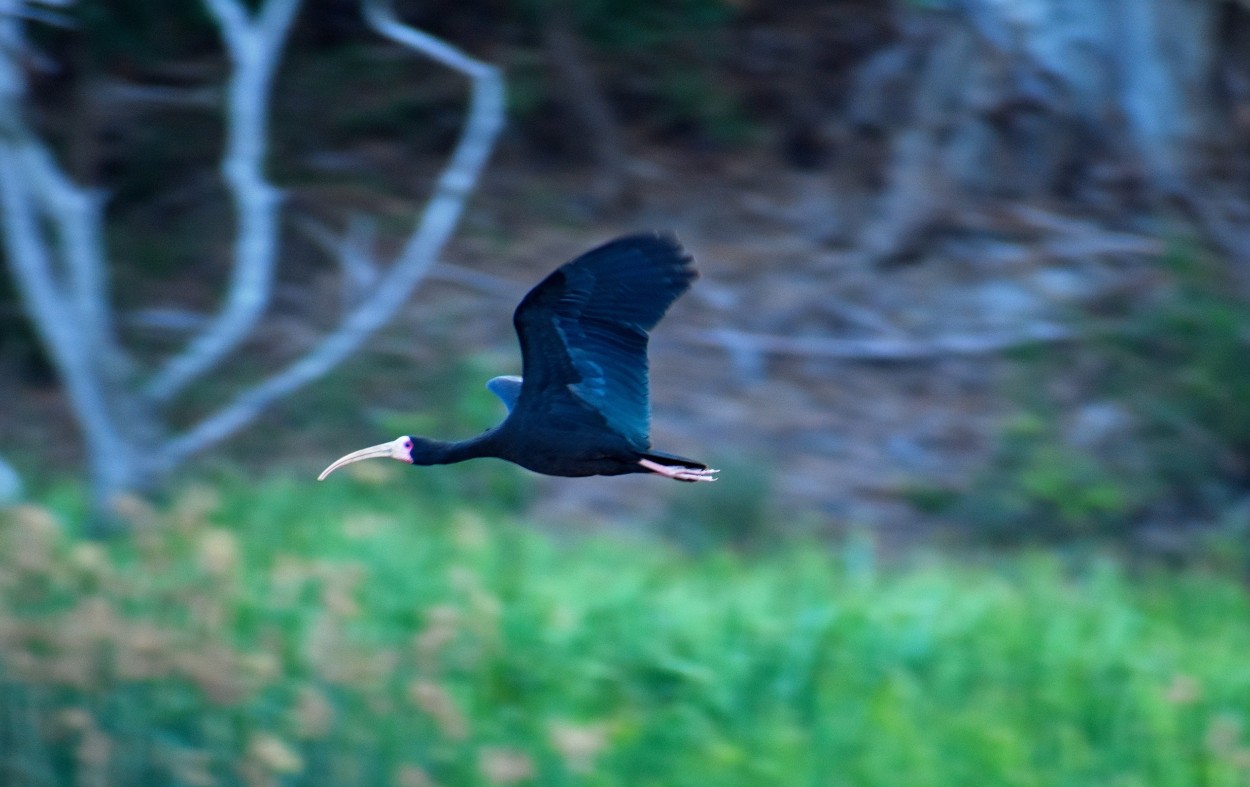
[0,0,504,528]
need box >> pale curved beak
[317,436,411,481]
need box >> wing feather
[510,232,697,448]
[486,375,523,411]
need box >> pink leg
[638,458,719,482]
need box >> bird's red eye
[404,439,412,449]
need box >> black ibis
[318,232,717,483]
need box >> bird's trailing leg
[638,458,718,482]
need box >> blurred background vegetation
[4,0,1250,784]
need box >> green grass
[3,475,1250,785]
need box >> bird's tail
[640,449,707,470]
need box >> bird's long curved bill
[318,442,396,481]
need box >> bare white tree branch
[0,147,137,504]
[685,323,1073,364]
[96,79,219,109]
[295,210,516,304]
[21,143,123,366]
[6,5,71,28]
[2,0,504,510]
[292,211,381,311]
[145,0,301,402]
[425,261,516,298]
[125,308,210,333]
[159,0,505,465]
[0,9,139,510]
[0,454,21,503]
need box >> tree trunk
[848,0,1229,263]
[1,1,503,527]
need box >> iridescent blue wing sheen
[486,375,523,412]
[510,232,697,448]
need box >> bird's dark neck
[421,429,501,466]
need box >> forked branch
[144,0,301,402]
[161,0,505,465]
[0,0,504,511]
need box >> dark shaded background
[4,0,1250,554]
[4,4,1250,785]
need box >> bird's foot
[639,458,719,482]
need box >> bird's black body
[319,232,715,483]
[423,232,704,477]
[404,432,703,479]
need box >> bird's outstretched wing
[511,232,697,448]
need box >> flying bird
[318,232,717,483]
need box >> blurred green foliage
[661,457,774,552]
[2,481,1250,784]
[947,251,1250,545]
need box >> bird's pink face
[394,436,414,461]
[317,435,413,480]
